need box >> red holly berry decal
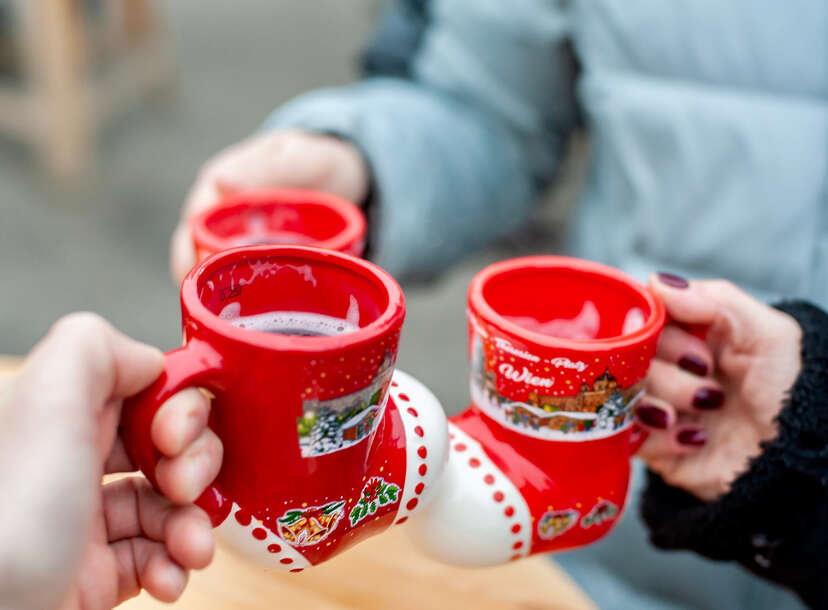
[581,500,618,528]
[349,477,400,526]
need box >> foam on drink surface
[224,310,359,336]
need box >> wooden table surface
[0,357,594,610]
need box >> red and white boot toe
[408,402,637,566]
[388,370,451,525]
[214,369,448,571]
[408,422,533,565]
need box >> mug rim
[189,187,366,256]
[181,244,405,353]
[468,255,665,352]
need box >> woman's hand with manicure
[636,275,802,501]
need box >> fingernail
[679,354,709,377]
[636,405,670,429]
[657,272,689,289]
[693,387,724,410]
[677,428,707,446]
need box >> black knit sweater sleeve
[641,301,828,609]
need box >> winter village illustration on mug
[469,321,644,441]
[297,351,395,457]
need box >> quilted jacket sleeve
[264,0,577,279]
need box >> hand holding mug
[171,130,370,282]
[0,314,221,610]
[637,275,802,501]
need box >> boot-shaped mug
[409,256,665,565]
[190,188,366,261]
[122,245,447,571]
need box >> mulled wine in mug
[409,256,665,565]
[121,245,448,571]
[189,188,366,260]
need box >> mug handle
[629,422,648,455]
[632,313,710,454]
[121,338,231,526]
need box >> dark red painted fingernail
[693,387,724,410]
[679,354,709,377]
[677,428,707,446]
[657,272,689,289]
[636,405,669,429]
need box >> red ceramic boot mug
[189,188,366,261]
[121,245,448,571]
[409,256,665,565]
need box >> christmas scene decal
[581,500,618,528]
[469,327,647,441]
[298,352,394,457]
[349,476,401,526]
[537,509,580,540]
[278,500,346,546]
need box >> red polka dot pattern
[235,510,251,526]
[448,423,529,563]
[232,502,309,570]
[393,378,431,527]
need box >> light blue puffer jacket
[265,1,827,608]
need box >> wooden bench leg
[17,0,93,179]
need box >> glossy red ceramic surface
[190,188,366,260]
[121,245,406,567]
[457,255,665,554]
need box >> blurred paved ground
[0,0,576,414]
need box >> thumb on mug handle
[121,338,232,526]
